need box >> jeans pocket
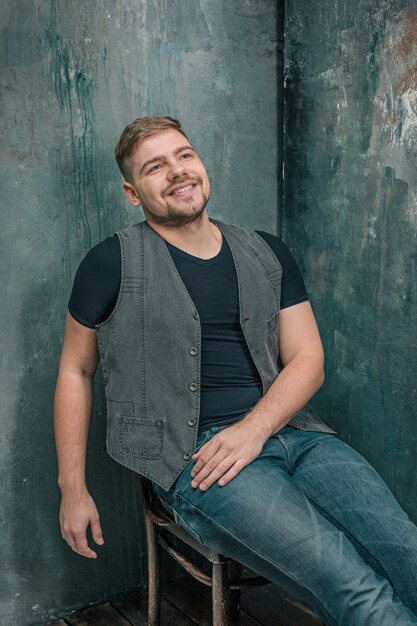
[195,428,217,451]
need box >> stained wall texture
[284,1,417,519]
[0,1,279,624]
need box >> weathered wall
[0,1,278,624]
[284,1,417,519]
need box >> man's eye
[149,164,162,172]
[180,153,192,159]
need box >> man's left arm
[191,301,324,491]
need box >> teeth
[173,185,193,195]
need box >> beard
[141,181,210,229]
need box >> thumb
[91,515,104,545]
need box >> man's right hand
[55,314,102,558]
[59,487,104,559]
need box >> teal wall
[7,1,416,623]
[284,1,417,520]
[0,1,279,624]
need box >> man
[55,116,417,624]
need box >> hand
[190,420,266,491]
[59,487,104,558]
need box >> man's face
[123,128,211,227]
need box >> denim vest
[96,220,334,491]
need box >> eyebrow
[139,145,195,175]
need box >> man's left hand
[190,420,267,491]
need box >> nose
[167,158,187,181]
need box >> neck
[146,212,222,259]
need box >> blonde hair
[115,116,189,182]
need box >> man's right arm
[54,312,103,559]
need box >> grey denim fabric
[96,219,334,490]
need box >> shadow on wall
[6,258,147,625]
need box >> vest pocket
[119,416,165,459]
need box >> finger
[64,530,97,559]
[91,516,104,546]
[191,438,217,462]
[202,457,248,490]
[62,533,74,552]
[217,459,247,487]
[191,433,223,459]
[191,438,222,476]
[62,530,78,554]
[192,455,236,491]
[73,531,97,559]
[191,445,227,483]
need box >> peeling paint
[0,1,278,624]
[285,0,417,520]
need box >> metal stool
[137,475,272,626]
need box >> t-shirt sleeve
[68,235,121,328]
[256,231,309,309]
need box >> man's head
[115,116,210,228]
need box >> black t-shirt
[69,230,308,432]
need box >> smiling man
[122,129,211,227]
[54,116,417,625]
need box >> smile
[169,184,196,197]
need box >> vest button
[183,452,191,461]
[187,418,196,427]
[193,310,199,320]
[189,382,198,392]
[189,347,198,356]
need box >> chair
[137,475,272,626]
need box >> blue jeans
[154,425,417,625]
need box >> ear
[123,182,142,207]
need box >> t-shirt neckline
[164,232,227,266]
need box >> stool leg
[229,560,241,622]
[213,561,230,626]
[144,516,161,626]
